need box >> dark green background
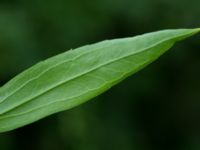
[0,0,200,149]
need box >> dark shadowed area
[0,0,200,150]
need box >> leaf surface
[0,28,199,132]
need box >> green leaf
[0,28,199,133]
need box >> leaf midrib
[0,51,152,121]
[0,31,194,115]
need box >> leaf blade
[0,28,199,132]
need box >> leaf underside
[0,28,199,133]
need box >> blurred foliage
[0,0,200,150]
